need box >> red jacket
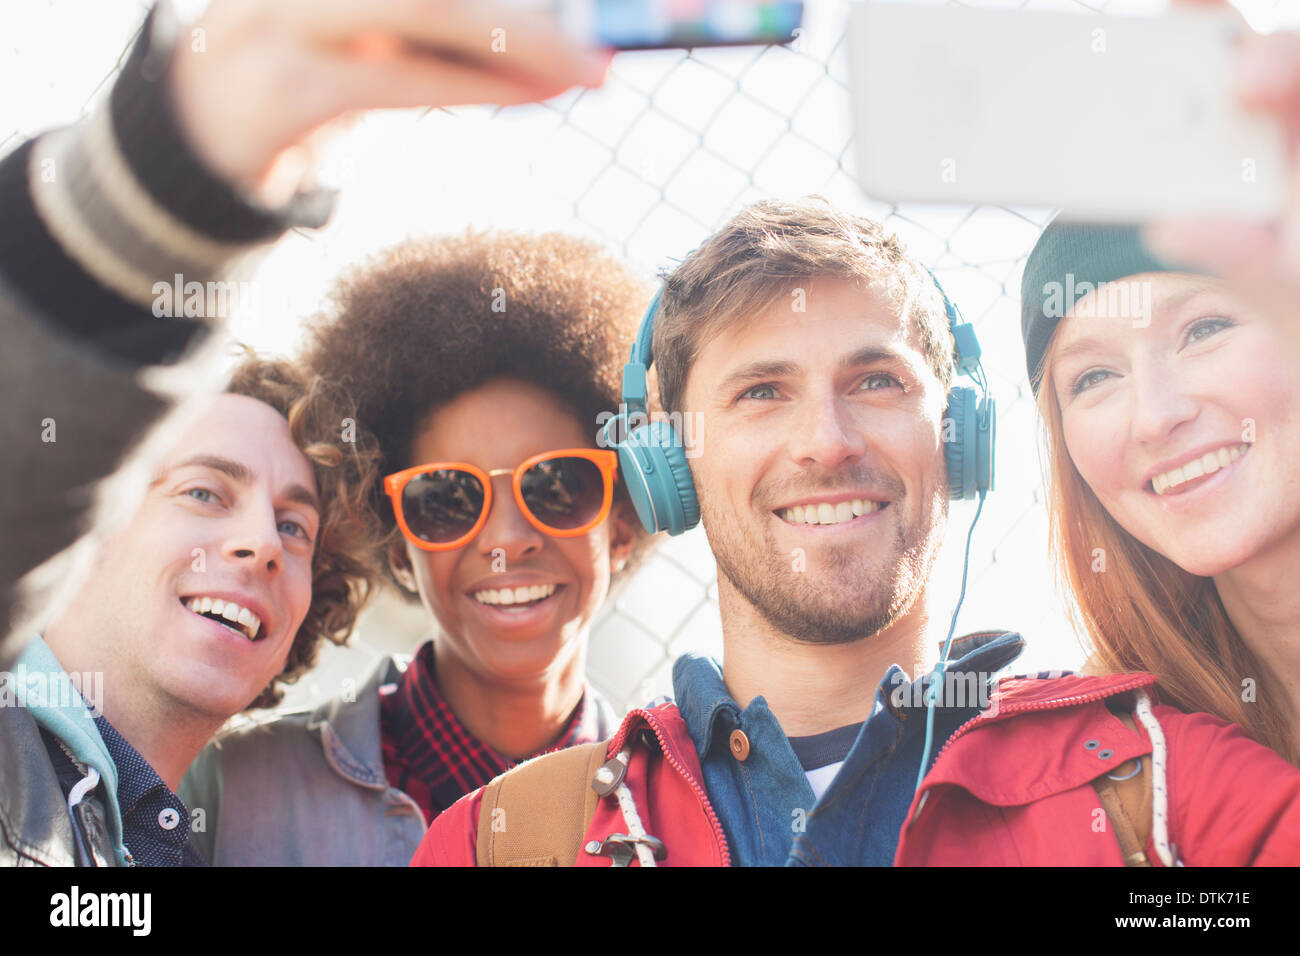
[412,672,1300,866]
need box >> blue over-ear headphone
[599,287,699,536]
[601,275,995,536]
[929,269,997,500]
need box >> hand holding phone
[169,0,610,205]
[1145,0,1300,283]
[847,2,1286,222]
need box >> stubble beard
[701,479,947,646]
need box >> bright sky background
[4,0,1296,709]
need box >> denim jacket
[674,630,1025,866]
[181,654,427,866]
[181,650,616,865]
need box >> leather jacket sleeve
[0,2,333,663]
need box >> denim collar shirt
[672,630,1025,867]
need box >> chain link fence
[5,0,1295,716]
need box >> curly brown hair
[225,351,385,710]
[302,230,657,597]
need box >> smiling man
[1,357,380,866]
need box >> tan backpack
[1091,708,1154,866]
[475,742,608,867]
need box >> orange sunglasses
[383,448,618,552]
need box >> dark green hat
[1020,222,1176,393]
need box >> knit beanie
[1020,221,1176,392]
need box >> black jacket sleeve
[0,2,334,662]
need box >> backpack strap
[475,741,608,867]
[1091,706,1153,867]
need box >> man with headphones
[413,197,1022,866]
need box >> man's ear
[387,539,420,594]
[608,500,641,576]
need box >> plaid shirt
[379,641,606,824]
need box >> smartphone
[847,3,1285,221]
[557,0,804,50]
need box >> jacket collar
[303,646,617,791]
[671,654,737,761]
[605,699,711,802]
[917,671,1160,807]
[305,652,407,789]
[981,671,1159,719]
[672,630,1026,761]
[13,634,129,865]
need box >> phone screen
[560,0,804,50]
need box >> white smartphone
[847,3,1286,221]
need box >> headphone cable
[913,486,988,795]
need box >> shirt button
[158,808,180,831]
[729,729,751,762]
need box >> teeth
[780,498,882,526]
[1151,444,1250,495]
[472,583,559,606]
[183,596,263,641]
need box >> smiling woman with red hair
[1023,220,1300,764]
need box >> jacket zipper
[625,708,733,867]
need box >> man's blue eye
[743,384,777,400]
[279,520,307,539]
[187,488,216,503]
[859,373,898,391]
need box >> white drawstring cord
[1133,690,1178,867]
[67,765,100,814]
[610,749,657,868]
